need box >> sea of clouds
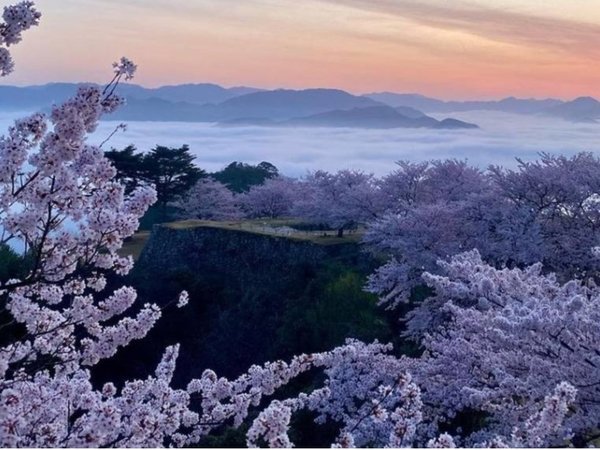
[2,110,600,177]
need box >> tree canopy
[142,145,205,207]
[106,144,205,222]
[212,161,279,192]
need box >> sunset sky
[3,0,600,99]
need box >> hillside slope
[95,221,393,387]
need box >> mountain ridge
[2,82,598,124]
[281,105,478,129]
[0,82,263,110]
[364,92,565,114]
[540,96,600,123]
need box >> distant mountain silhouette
[394,105,427,119]
[0,82,261,111]
[215,106,477,129]
[541,97,600,122]
[7,81,598,126]
[106,97,219,122]
[0,83,88,110]
[365,92,564,114]
[119,83,261,105]
[435,118,479,129]
[282,106,478,129]
[364,93,448,112]
[108,88,390,122]
[214,88,383,120]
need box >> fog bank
[2,111,599,177]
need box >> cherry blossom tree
[175,177,242,221]
[366,155,600,339]
[377,159,486,214]
[240,176,298,219]
[0,3,157,378]
[489,152,600,279]
[366,160,497,313]
[401,250,597,446]
[293,170,383,237]
[365,190,542,312]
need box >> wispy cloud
[319,0,600,56]
[5,0,600,98]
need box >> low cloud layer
[2,111,599,177]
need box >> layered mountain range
[365,92,600,123]
[1,82,600,128]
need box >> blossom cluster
[400,250,591,445]
[176,177,243,220]
[0,71,161,369]
[241,176,298,219]
[0,1,40,75]
[292,170,382,235]
[365,155,600,338]
[177,175,301,221]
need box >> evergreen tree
[106,144,205,220]
[141,145,204,209]
[212,161,278,192]
[105,144,145,194]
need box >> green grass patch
[121,219,363,263]
[163,219,363,245]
